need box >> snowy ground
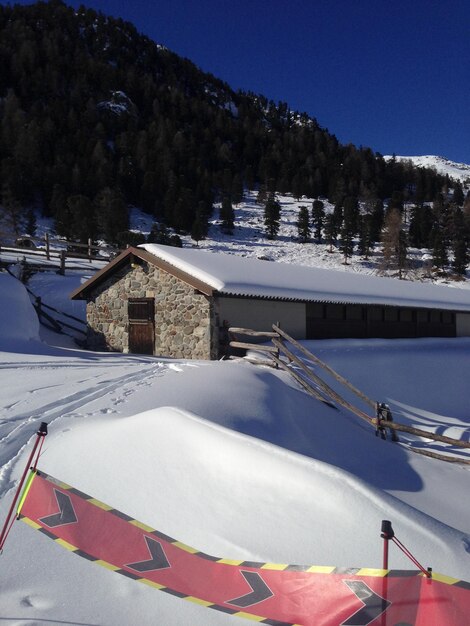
[132,195,470,293]
[1,156,469,623]
[0,265,470,624]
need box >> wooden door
[128,298,155,355]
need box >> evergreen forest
[0,0,468,274]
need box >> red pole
[383,535,389,570]
[0,422,48,551]
[381,520,394,570]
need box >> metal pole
[0,422,48,551]
[381,520,394,570]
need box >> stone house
[71,244,470,358]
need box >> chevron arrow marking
[126,536,171,572]
[226,571,274,608]
[39,490,78,528]
[342,580,391,625]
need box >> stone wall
[85,259,217,359]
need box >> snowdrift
[0,272,40,345]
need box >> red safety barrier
[16,469,470,626]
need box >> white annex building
[71,244,470,358]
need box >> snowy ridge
[384,154,470,184]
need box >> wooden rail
[1,234,116,257]
[273,324,376,410]
[0,235,117,274]
[229,327,279,338]
[377,420,470,449]
[229,340,279,354]
[272,336,372,422]
[271,325,470,453]
[271,353,335,406]
[226,324,470,464]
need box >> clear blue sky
[19,0,470,163]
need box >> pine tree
[311,199,325,242]
[297,206,310,243]
[94,187,129,244]
[388,190,404,214]
[370,199,385,243]
[324,213,338,253]
[311,168,324,198]
[0,184,26,237]
[264,193,281,239]
[256,184,267,205]
[66,194,95,243]
[452,184,464,207]
[339,195,359,264]
[191,211,205,246]
[452,238,468,276]
[195,200,210,238]
[464,191,470,212]
[339,215,355,264]
[397,229,408,279]
[25,208,37,236]
[342,196,359,233]
[220,196,235,234]
[357,214,374,259]
[409,204,433,248]
[231,173,244,204]
[432,230,448,272]
[147,222,171,244]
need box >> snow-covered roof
[140,244,470,312]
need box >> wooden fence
[32,296,87,338]
[229,324,470,465]
[0,234,117,274]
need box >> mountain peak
[384,155,470,185]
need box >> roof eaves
[70,247,215,300]
[70,247,136,300]
[217,291,470,312]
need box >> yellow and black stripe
[17,470,470,625]
[19,512,294,626]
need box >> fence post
[19,257,27,282]
[88,238,92,262]
[59,250,65,275]
[45,233,50,260]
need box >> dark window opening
[384,308,398,322]
[346,305,364,320]
[326,304,345,320]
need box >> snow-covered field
[0,154,469,623]
[1,258,470,624]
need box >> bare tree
[381,209,408,279]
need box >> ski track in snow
[0,361,177,497]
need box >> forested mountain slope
[0,0,457,246]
